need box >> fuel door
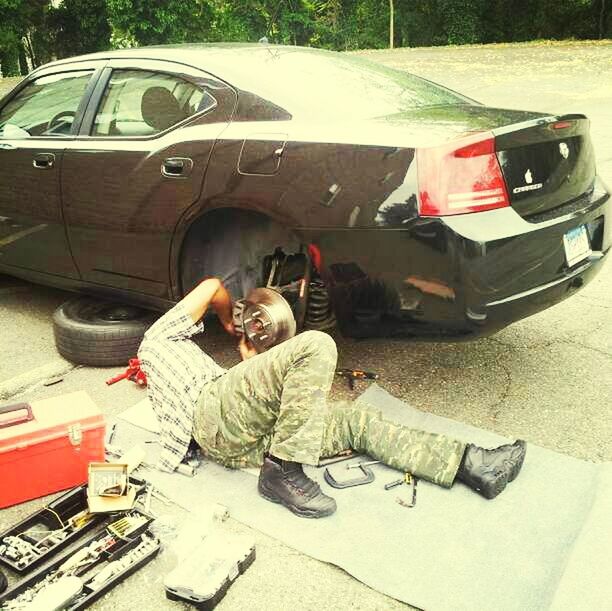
[238,133,287,176]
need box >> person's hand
[238,335,258,360]
[222,318,238,336]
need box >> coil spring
[305,280,336,330]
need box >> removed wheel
[53,297,157,366]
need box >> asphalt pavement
[0,42,611,610]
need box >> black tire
[53,297,158,367]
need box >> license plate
[563,225,591,267]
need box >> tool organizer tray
[0,509,160,610]
[0,485,105,574]
[164,530,256,611]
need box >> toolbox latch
[68,423,82,447]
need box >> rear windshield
[230,48,472,120]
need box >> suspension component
[305,279,336,330]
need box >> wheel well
[179,208,301,299]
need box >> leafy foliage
[49,0,111,57]
[106,0,215,47]
[0,0,610,76]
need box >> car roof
[38,43,471,121]
[40,43,323,84]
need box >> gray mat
[112,385,612,610]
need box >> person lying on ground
[138,278,526,518]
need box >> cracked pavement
[0,42,611,610]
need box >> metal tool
[385,472,412,490]
[176,463,195,477]
[107,514,148,538]
[347,460,380,470]
[57,536,115,576]
[324,463,375,488]
[28,576,83,611]
[317,451,356,467]
[0,536,41,569]
[335,368,379,390]
[86,535,158,592]
[384,478,403,490]
[396,476,418,508]
[144,485,153,514]
[105,358,147,387]
[105,422,117,446]
[150,489,171,506]
[1,531,158,611]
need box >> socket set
[0,509,159,611]
[0,486,105,573]
[164,529,256,610]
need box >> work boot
[258,456,337,518]
[456,440,527,500]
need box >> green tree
[0,0,51,74]
[0,0,22,75]
[207,0,268,41]
[106,0,215,47]
[438,0,486,44]
[1,0,610,78]
[48,0,111,58]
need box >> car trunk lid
[382,106,596,219]
[493,115,596,219]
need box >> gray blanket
[112,384,612,610]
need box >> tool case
[164,530,256,609]
[0,485,106,573]
[0,509,159,610]
[0,391,105,508]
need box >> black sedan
[0,43,609,345]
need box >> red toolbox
[0,391,105,508]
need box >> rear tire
[53,297,157,366]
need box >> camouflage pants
[193,330,465,488]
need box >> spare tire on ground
[53,297,158,367]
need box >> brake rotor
[242,288,296,352]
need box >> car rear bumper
[475,250,606,332]
[310,184,610,340]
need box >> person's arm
[181,278,235,335]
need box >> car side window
[0,70,93,139]
[92,69,216,137]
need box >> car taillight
[417,131,510,216]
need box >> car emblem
[513,168,543,194]
[559,142,569,159]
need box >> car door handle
[33,153,55,169]
[162,157,193,178]
[0,143,17,151]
